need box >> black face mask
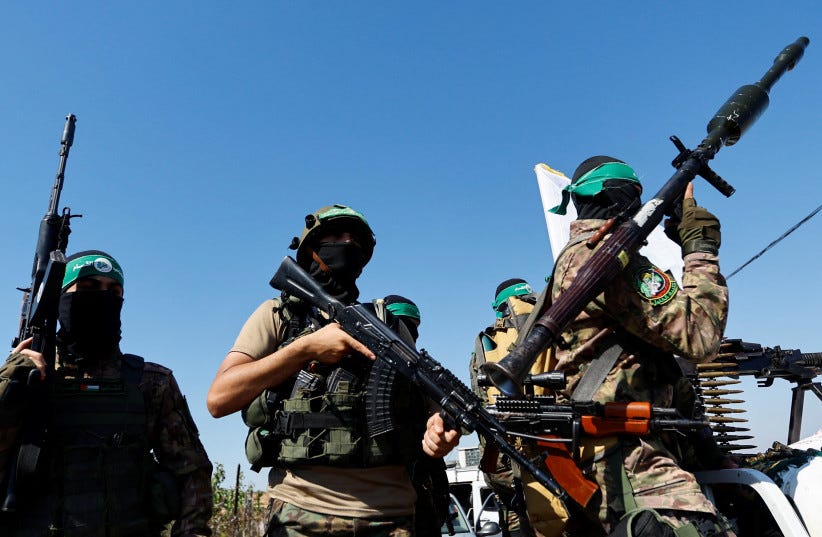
[308,242,366,304]
[57,291,123,366]
[574,180,643,221]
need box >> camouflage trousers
[527,436,734,537]
[264,498,414,537]
[579,437,733,536]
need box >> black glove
[664,198,721,255]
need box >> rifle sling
[571,334,624,403]
[533,229,623,403]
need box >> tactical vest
[244,297,423,471]
[470,293,552,403]
[12,355,159,537]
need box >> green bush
[209,463,268,537]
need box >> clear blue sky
[1,3,820,490]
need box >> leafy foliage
[209,463,268,537]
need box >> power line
[727,203,822,280]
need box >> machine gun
[694,339,822,450]
[482,37,810,397]
[1,114,80,512]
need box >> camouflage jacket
[0,352,213,537]
[551,219,728,407]
[137,358,214,536]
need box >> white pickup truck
[446,435,821,537]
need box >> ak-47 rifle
[697,339,822,447]
[486,397,708,500]
[482,37,811,397]
[1,114,80,512]
[270,257,709,512]
[270,257,589,510]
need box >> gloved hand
[665,197,721,255]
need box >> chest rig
[471,292,549,403]
[243,297,422,472]
[37,354,156,537]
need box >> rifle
[485,397,708,497]
[483,37,811,397]
[1,114,80,512]
[269,256,592,512]
[696,339,821,446]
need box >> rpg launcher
[1,114,80,513]
[270,256,593,512]
[483,37,811,397]
[695,339,821,449]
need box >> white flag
[534,163,684,284]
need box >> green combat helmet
[289,204,376,268]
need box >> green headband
[317,205,370,226]
[386,302,421,323]
[548,162,641,215]
[62,254,125,290]
[492,282,534,317]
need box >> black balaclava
[57,250,124,367]
[57,291,123,367]
[570,156,643,220]
[307,242,367,304]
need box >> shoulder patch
[632,265,678,306]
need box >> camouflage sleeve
[0,353,38,425]
[602,250,728,362]
[142,364,214,537]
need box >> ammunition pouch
[277,388,363,466]
[243,363,417,470]
[243,388,286,471]
[245,427,279,471]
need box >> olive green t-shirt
[231,299,417,517]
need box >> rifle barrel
[47,114,76,216]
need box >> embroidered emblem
[633,266,678,306]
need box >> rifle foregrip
[580,417,651,436]
[602,402,652,419]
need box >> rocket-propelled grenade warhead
[704,37,809,149]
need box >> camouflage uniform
[546,219,729,535]
[265,498,413,537]
[0,352,213,537]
